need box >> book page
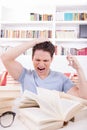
[18,90,39,108]
[37,88,64,120]
[54,91,85,121]
[18,108,64,130]
[18,89,84,122]
[18,97,39,108]
[19,89,64,120]
[60,98,83,121]
[37,88,84,121]
[18,107,60,125]
[59,92,87,106]
[18,111,63,130]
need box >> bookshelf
[55,5,87,56]
[0,5,87,55]
[0,5,87,75]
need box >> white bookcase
[0,5,87,77]
[0,5,87,49]
[55,5,87,55]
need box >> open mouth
[37,67,45,72]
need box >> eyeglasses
[0,111,16,128]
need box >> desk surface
[0,109,87,130]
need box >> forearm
[1,40,37,61]
[76,67,86,84]
[76,66,87,98]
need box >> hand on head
[33,38,49,46]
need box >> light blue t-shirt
[18,68,74,94]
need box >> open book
[17,88,86,130]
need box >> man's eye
[44,60,49,62]
[36,59,40,62]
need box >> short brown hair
[32,41,55,58]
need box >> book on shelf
[79,13,87,20]
[79,13,85,20]
[1,29,52,39]
[84,13,87,20]
[54,45,87,56]
[17,88,87,130]
[30,13,53,21]
[73,13,79,20]
[77,47,87,55]
[55,11,87,21]
[79,24,87,38]
[64,13,73,21]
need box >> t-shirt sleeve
[18,68,26,83]
[18,68,37,93]
[63,77,75,93]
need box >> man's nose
[39,61,45,66]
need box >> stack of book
[0,86,21,114]
[0,98,14,114]
[6,73,21,86]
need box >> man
[1,38,87,99]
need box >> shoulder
[50,70,66,78]
[18,67,35,80]
[50,70,71,82]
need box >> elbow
[0,53,8,66]
[79,94,87,100]
[78,90,87,100]
[79,83,87,99]
[0,54,5,62]
[80,95,87,100]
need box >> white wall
[0,55,87,79]
[1,0,87,7]
[1,0,87,22]
[16,55,87,79]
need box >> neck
[38,70,50,80]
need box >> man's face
[32,50,53,79]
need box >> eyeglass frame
[0,111,16,128]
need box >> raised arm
[67,55,87,99]
[0,38,47,80]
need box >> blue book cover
[64,13,73,21]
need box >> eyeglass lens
[0,111,16,128]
